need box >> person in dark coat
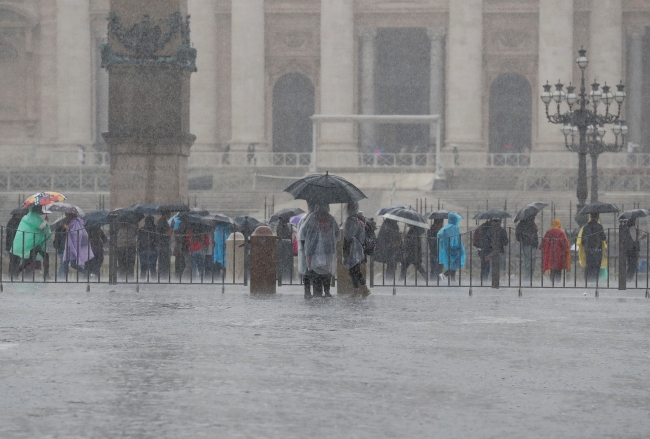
[6,210,25,277]
[276,217,293,282]
[53,218,69,278]
[620,219,640,282]
[427,219,444,279]
[473,220,492,282]
[475,219,509,281]
[579,213,607,282]
[138,215,158,279]
[399,225,427,280]
[174,219,188,280]
[515,216,539,281]
[374,219,402,281]
[156,211,173,279]
[86,225,107,277]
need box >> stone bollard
[225,232,245,283]
[250,226,276,294]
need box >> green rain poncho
[11,210,52,259]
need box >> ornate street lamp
[541,48,626,224]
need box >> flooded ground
[0,283,648,438]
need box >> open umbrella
[110,208,144,224]
[24,191,66,208]
[382,207,428,229]
[513,202,548,222]
[202,213,235,225]
[44,202,84,216]
[284,172,367,205]
[376,205,409,216]
[269,207,305,224]
[130,204,159,215]
[158,203,190,213]
[619,209,650,221]
[290,214,305,226]
[474,210,511,220]
[424,210,450,220]
[10,207,28,216]
[233,216,262,228]
[579,202,619,215]
[83,210,110,228]
[189,207,210,216]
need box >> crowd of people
[3,202,644,288]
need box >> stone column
[56,0,93,146]
[230,0,265,151]
[446,0,483,151]
[626,27,645,147]
[537,0,573,151]
[189,0,218,151]
[102,0,196,208]
[358,27,376,151]
[428,28,445,149]
[590,0,623,88]
[319,0,356,167]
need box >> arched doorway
[489,73,532,153]
[272,73,315,153]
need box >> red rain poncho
[540,219,571,272]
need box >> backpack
[362,220,377,255]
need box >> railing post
[618,220,627,290]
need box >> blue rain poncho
[213,223,232,267]
[437,212,466,271]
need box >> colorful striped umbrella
[23,191,66,208]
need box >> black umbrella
[474,210,511,220]
[269,207,305,224]
[579,202,619,215]
[158,203,189,213]
[381,207,428,229]
[376,205,409,216]
[202,213,235,225]
[10,207,28,216]
[233,216,262,228]
[424,210,450,220]
[110,208,144,224]
[83,210,110,228]
[130,204,159,215]
[189,207,210,217]
[284,172,367,205]
[513,202,548,223]
[619,209,649,221]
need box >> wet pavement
[0,283,648,438]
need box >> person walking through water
[343,202,371,298]
[297,203,314,299]
[427,218,444,279]
[301,203,339,298]
[156,210,173,279]
[540,219,570,284]
[437,212,465,282]
[620,218,641,281]
[138,215,158,280]
[13,206,52,279]
[515,215,539,282]
[374,218,402,281]
[399,225,427,281]
[61,212,94,278]
[577,213,607,283]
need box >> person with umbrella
[86,223,107,278]
[12,205,52,278]
[297,203,315,299]
[156,210,174,278]
[186,222,209,280]
[343,202,371,298]
[138,215,158,279]
[116,217,139,280]
[213,221,232,279]
[473,220,493,282]
[515,216,539,282]
[301,203,340,298]
[374,219,402,281]
[427,218,445,279]
[5,208,26,277]
[436,212,466,281]
[577,213,607,282]
[540,219,571,283]
[399,225,427,281]
[620,218,640,281]
[61,212,94,278]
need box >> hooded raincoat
[540,219,571,272]
[12,209,52,259]
[301,204,340,276]
[63,217,94,265]
[437,212,466,271]
[343,203,365,269]
[213,223,232,267]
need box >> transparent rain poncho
[300,204,340,276]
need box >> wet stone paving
[0,283,649,438]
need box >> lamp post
[541,48,627,224]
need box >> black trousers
[86,252,104,277]
[158,249,171,278]
[8,254,21,278]
[585,250,602,282]
[117,246,136,279]
[349,263,366,289]
[18,246,49,279]
[310,272,331,296]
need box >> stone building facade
[1,0,650,167]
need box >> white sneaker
[439,273,447,282]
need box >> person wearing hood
[399,225,427,281]
[86,225,107,278]
[427,218,445,279]
[374,218,402,280]
[138,215,158,279]
[540,219,570,283]
[343,202,370,297]
[515,216,539,281]
[301,203,340,298]
[61,212,94,277]
[6,209,25,277]
[437,212,466,281]
[620,219,640,281]
[297,203,315,299]
[213,222,232,279]
[13,206,52,278]
[577,213,607,282]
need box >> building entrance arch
[272,73,315,153]
[489,73,532,153]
